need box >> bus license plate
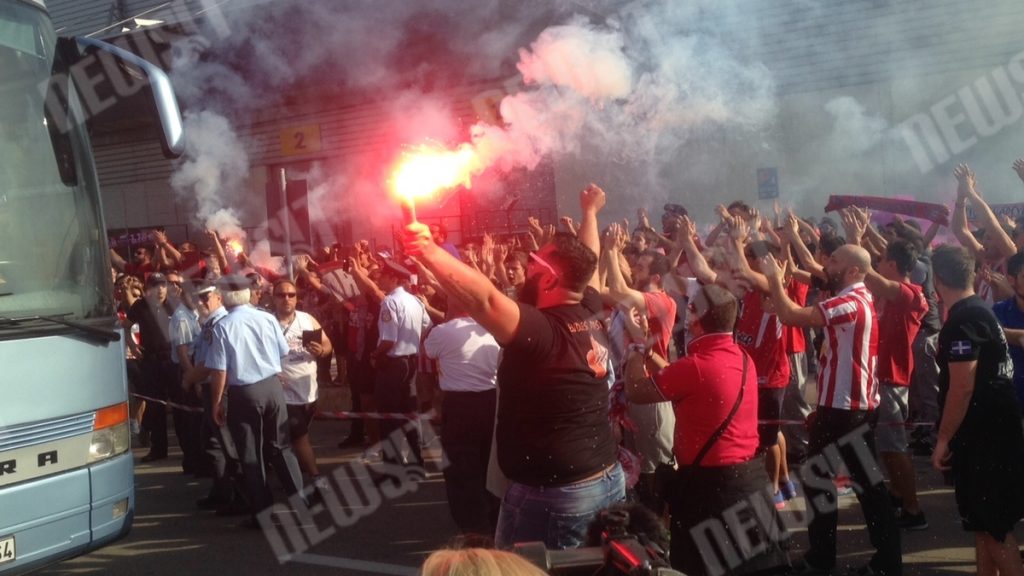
[0,535,13,565]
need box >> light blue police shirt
[193,306,229,367]
[205,304,289,386]
[168,303,201,364]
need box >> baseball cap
[145,272,168,288]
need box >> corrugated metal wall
[65,1,1024,236]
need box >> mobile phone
[301,329,322,346]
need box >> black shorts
[757,388,785,448]
[286,402,317,439]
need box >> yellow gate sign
[280,124,323,156]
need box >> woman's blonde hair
[421,547,548,576]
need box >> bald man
[761,244,902,576]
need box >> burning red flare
[225,239,243,254]
[389,143,481,222]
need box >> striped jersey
[816,282,879,410]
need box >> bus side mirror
[74,37,185,159]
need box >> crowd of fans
[110,160,1024,575]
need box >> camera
[513,507,684,575]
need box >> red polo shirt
[654,333,759,466]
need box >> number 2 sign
[280,124,323,156]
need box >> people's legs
[227,385,271,512]
[199,382,230,504]
[979,532,1024,576]
[441,390,499,535]
[842,412,902,574]
[782,352,811,462]
[288,403,319,477]
[140,356,168,458]
[877,384,922,516]
[500,464,625,550]
[909,331,940,446]
[375,358,403,464]
[261,380,304,498]
[802,408,841,570]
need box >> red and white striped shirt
[816,282,879,410]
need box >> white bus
[0,1,183,572]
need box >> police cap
[216,274,251,292]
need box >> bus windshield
[0,1,113,326]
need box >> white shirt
[168,303,200,364]
[278,310,319,404]
[379,286,431,356]
[423,317,500,393]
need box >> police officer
[184,281,243,512]
[205,275,305,526]
[371,260,431,469]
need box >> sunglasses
[198,292,217,303]
[528,251,557,277]
[274,292,298,299]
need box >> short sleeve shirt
[938,295,1017,441]
[816,282,879,410]
[206,305,289,386]
[423,317,500,393]
[654,333,759,466]
[735,290,789,389]
[876,281,927,386]
[168,303,201,364]
[640,291,677,360]
[378,287,431,356]
[496,288,617,486]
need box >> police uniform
[376,263,431,467]
[205,276,305,513]
[192,285,237,508]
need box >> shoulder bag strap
[692,353,749,467]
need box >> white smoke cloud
[169,110,249,240]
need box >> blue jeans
[495,462,626,550]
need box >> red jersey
[785,279,809,354]
[876,281,927,386]
[640,291,677,360]
[654,333,759,466]
[124,261,154,280]
[735,290,789,389]
[816,282,879,410]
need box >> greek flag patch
[951,340,972,355]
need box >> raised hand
[559,216,579,235]
[678,215,697,245]
[580,183,607,214]
[637,208,651,231]
[953,163,976,199]
[758,253,782,281]
[1014,159,1024,183]
[152,229,168,246]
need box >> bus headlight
[89,403,130,463]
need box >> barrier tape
[131,394,935,428]
[132,393,204,413]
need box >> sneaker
[898,510,929,531]
[361,449,381,463]
[774,490,786,510]
[781,479,798,501]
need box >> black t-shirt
[127,297,173,356]
[937,295,1019,443]
[496,288,617,486]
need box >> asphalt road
[36,413,1002,575]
